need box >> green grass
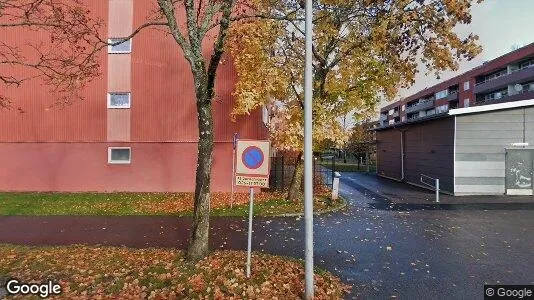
[0,192,344,217]
[0,192,172,216]
[213,196,343,217]
[318,161,377,172]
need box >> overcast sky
[397,0,534,98]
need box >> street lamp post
[304,0,314,299]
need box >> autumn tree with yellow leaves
[228,0,483,201]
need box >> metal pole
[231,148,236,208]
[400,131,405,180]
[282,156,285,190]
[246,187,254,278]
[331,156,335,188]
[231,133,237,208]
[304,0,314,298]
[436,179,440,203]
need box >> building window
[514,81,534,93]
[436,104,449,113]
[477,69,508,85]
[108,38,132,53]
[519,59,534,70]
[464,98,470,108]
[480,88,508,103]
[435,89,448,100]
[464,81,470,91]
[108,147,131,164]
[108,93,131,109]
[401,104,406,111]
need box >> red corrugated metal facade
[0,0,267,192]
[1,1,108,142]
[0,143,239,192]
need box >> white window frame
[108,147,131,164]
[108,38,132,54]
[464,81,470,91]
[464,98,470,108]
[107,93,131,109]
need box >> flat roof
[449,99,534,116]
[374,112,450,131]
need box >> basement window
[108,93,131,109]
[108,38,132,53]
[108,147,131,164]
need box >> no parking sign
[234,140,271,278]
[235,140,271,188]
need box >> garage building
[376,99,534,196]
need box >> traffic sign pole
[231,133,238,208]
[304,0,314,298]
[246,187,254,278]
[234,140,270,278]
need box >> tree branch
[206,0,234,102]
[156,0,193,61]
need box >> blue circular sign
[242,146,264,169]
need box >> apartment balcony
[446,91,459,102]
[407,114,421,122]
[377,121,388,128]
[390,111,399,118]
[474,65,534,94]
[475,89,534,106]
[405,99,435,114]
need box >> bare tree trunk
[287,152,303,202]
[186,54,214,261]
[182,0,232,262]
[187,93,214,261]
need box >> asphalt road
[1,172,534,299]
[241,172,534,299]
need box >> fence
[268,153,377,191]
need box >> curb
[273,197,348,218]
